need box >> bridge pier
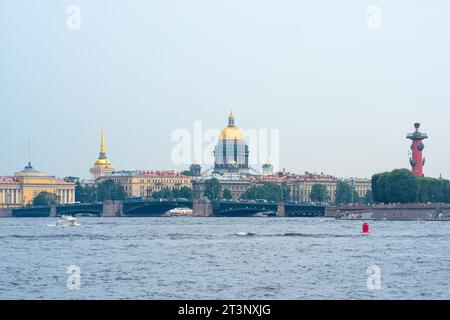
[325,206,338,218]
[102,200,123,217]
[0,208,13,218]
[276,202,285,217]
[193,199,213,217]
[49,205,57,217]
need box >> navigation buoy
[362,222,369,234]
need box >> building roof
[0,177,18,184]
[107,170,190,178]
[247,171,338,183]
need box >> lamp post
[350,178,355,205]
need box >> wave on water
[232,232,354,238]
[46,223,81,227]
[167,233,215,240]
[0,233,112,240]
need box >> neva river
[0,217,449,299]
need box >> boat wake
[47,223,80,227]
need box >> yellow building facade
[0,162,75,208]
[97,170,192,198]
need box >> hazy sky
[1,1,449,179]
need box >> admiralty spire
[90,124,114,180]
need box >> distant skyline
[1,1,450,179]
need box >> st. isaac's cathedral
[213,112,250,174]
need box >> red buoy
[362,222,369,234]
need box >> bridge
[5,199,192,218]
[207,200,325,217]
[2,199,326,217]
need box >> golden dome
[219,126,244,141]
[95,158,111,165]
[219,112,244,141]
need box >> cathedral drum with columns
[213,113,249,174]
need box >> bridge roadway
[5,199,326,217]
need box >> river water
[0,217,449,299]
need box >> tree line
[372,169,450,204]
[151,186,192,200]
[31,180,194,206]
[309,181,372,205]
[203,178,290,202]
[33,179,128,206]
[203,178,372,204]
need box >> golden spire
[100,122,105,154]
[94,122,111,165]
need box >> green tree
[222,188,233,200]
[180,170,195,177]
[372,172,389,204]
[240,186,259,200]
[281,182,290,201]
[310,184,328,202]
[417,177,430,203]
[373,169,450,204]
[418,177,445,203]
[363,190,373,204]
[385,169,419,203]
[75,182,96,203]
[335,181,353,204]
[33,191,59,206]
[96,179,126,201]
[261,183,280,202]
[204,178,221,200]
[428,178,443,203]
[173,186,193,200]
[152,191,162,199]
[240,183,285,202]
[152,188,174,199]
[442,179,450,203]
[371,173,381,203]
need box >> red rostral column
[406,123,428,177]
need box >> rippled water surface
[1,217,449,299]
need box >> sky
[1,0,449,180]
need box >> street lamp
[350,178,355,205]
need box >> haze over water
[1,218,449,299]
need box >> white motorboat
[168,207,193,216]
[56,215,79,227]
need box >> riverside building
[96,170,192,198]
[0,162,75,208]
